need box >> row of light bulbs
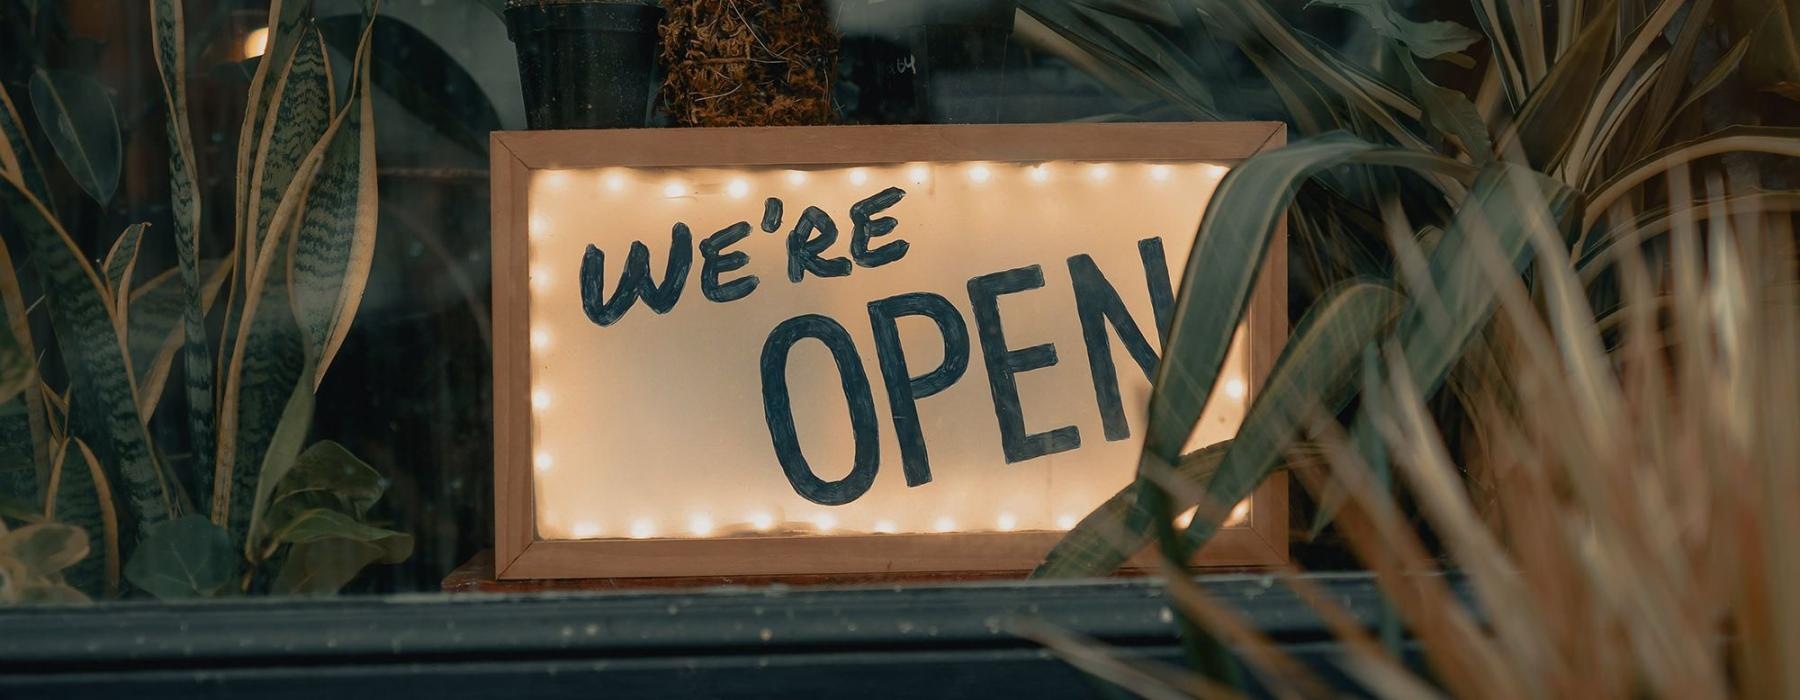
[535,162,1219,202]
[547,498,1251,541]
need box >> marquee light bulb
[727,178,750,199]
[531,330,550,351]
[531,390,551,411]
[907,165,929,184]
[968,164,992,184]
[688,513,715,537]
[629,519,656,539]
[873,520,897,534]
[1224,376,1248,400]
[1150,164,1172,182]
[530,266,551,292]
[749,512,774,531]
[787,170,807,186]
[242,27,269,59]
[1056,514,1078,530]
[813,513,838,532]
[541,170,572,191]
[533,451,554,472]
[1227,500,1251,527]
[529,214,550,238]
[933,516,956,533]
[604,171,626,192]
[1089,164,1112,181]
[996,513,1018,532]
[1174,506,1198,529]
[1029,165,1049,183]
[572,521,601,538]
[848,168,870,186]
[663,181,686,198]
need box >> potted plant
[504,0,664,129]
[658,0,837,127]
[838,0,1018,123]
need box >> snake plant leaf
[123,514,238,599]
[243,370,314,558]
[246,26,334,271]
[151,0,218,502]
[42,435,110,595]
[1036,279,1405,577]
[126,259,231,419]
[1499,0,1614,171]
[1,179,173,538]
[0,317,29,406]
[102,223,148,338]
[27,69,121,206]
[69,439,119,595]
[318,15,501,156]
[0,82,53,208]
[235,0,313,249]
[0,234,49,485]
[1306,0,1482,63]
[1307,163,1577,536]
[289,14,378,390]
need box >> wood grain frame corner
[491,123,1290,581]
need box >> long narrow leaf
[0,82,53,207]
[1,179,173,537]
[27,69,122,205]
[150,0,217,503]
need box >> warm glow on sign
[522,160,1253,542]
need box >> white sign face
[522,159,1251,543]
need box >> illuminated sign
[491,123,1287,579]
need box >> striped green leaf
[151,0,217,504]
[26,69,121,206]
[1,179,173,539]
[289,16,378,389]
[247,27,334,273]
[126,260,231,419]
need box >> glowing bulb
[530,266,552,292]
[907,165,929,184]
[530,330,550,351]
[968,164,992,184]
[1223,377,1248,400]
[848,168,869,186]
[688,513,715,537]
[529,214,550,238]
[604,171,626,192]
[1029,165,1050,183]
[1150,164,1172,182]
[1226,500,1251,527]
[787,170,807,186]
[813,513,837,532]
[242,27,270,59]
[663,181,686,198]
[873,520,897,534]
[629,519,656,539]
[531,390,551,411]
[933,516,956,533]
[1174,506,1198,529]
[1089,164,1111,181]
[540,170,572,191]
[533,452,554,473]
[572,521,601,538]
[996,513,1018,532]
[749,512,775,531]
[726,178,750,199]
[1056,514,1078,530]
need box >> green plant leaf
[1500,1,1616,170]
[0,81,54,208]
[26,69,120,205]
[319,15,500,156]
[0,316,29,406]
[123,514,239,599]
[1399,54,1493,164]
[151,0,218,505]
[124,259,231,419]
[1307,0,1482,62]
[45,438,119,596]
[1,177,173,537]
[267,507,411,595]
[243,371,315,557]
[1034,442,1229,578]
[289,15,379,389]
[1308,163,1576,536]
[246,26,334,275]
[0,234,50,489]
[0,521,88,577]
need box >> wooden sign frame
[491,123,1288,581]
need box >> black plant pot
[847,0,1017,124]
[505,0,663,130]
